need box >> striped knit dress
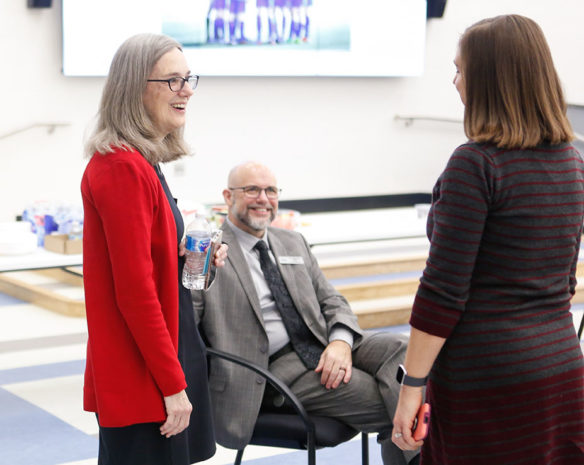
[410,141,584,465]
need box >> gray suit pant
[269,331,416,465]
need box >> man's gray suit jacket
[192,223,364,449]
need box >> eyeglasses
[229,185,282,199]
[147,75,199,92]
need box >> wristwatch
[396,364,428,387]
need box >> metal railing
[394,114,462,127]
[0,123,71,141]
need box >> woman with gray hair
[81,33,224,465]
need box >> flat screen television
[62,0,427,77]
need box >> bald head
[223,162,279,237]
[227,162,276,189]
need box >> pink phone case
[412,403,431,441]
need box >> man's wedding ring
[394,432,403,439]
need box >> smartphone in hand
[412,403,431,441]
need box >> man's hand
[314,340,352,389]
[213,243,228,267]
[160,390,192,438]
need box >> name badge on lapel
[279,256,304,265]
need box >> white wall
[1,0,583,221]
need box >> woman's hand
[391,327,444,449]
[160,390,192,438]
[392,386,425,450]
[178,239,227,268]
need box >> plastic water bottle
[68,220,83,240]
[182,214,212,290]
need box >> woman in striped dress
[391,15,584,464]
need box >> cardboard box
[44,234,82,255]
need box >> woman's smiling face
[143,47,194,139]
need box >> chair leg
[234,449,244,465]
[361,432,369,465]
[307,429,316,465]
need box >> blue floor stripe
[0,359,85,385]
[366,324,410,335]
[0,387,98,465]
[0,292,27,306]
[329,270,421,286]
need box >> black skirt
[97,264,216,465]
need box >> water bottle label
[186,235,211,252]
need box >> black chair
[206,348,369,465]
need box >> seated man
[192,162,419,465]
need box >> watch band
[396,364,428,387]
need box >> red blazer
[81,147,186,427]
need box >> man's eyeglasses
[229,186,282,199]
[147,75,199,92]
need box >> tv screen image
[165,0,350,49]
[62,0,426,77]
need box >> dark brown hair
[459,14,573,149]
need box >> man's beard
[235,207,275,232]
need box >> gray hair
[85,33,191,163]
